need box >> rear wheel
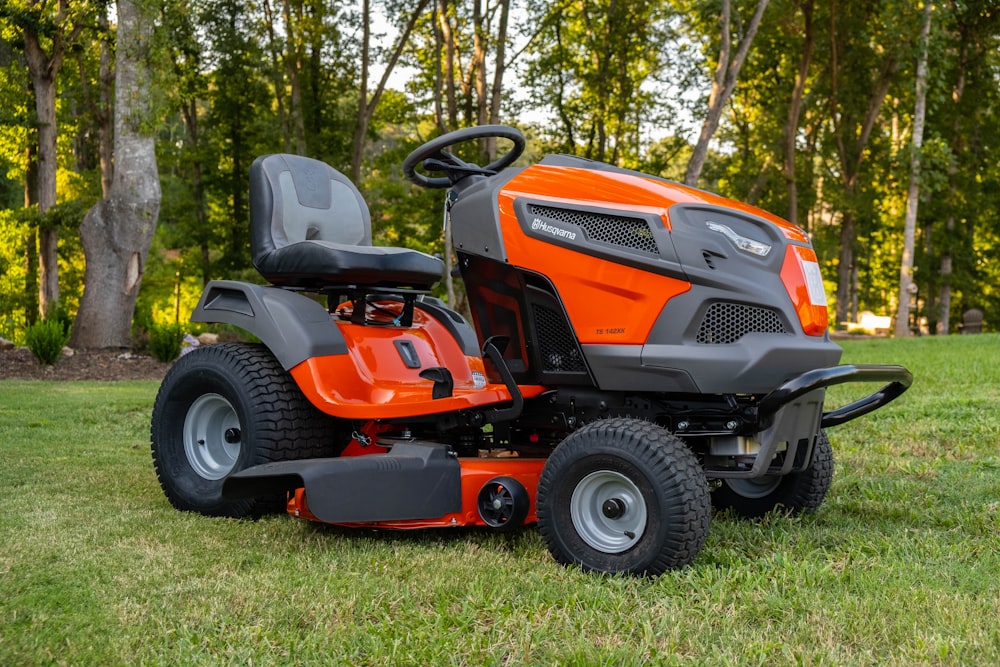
[536,418,710,576]
[151,343,346,517]
[711,430,834,518]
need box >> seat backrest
[249,153,371,263]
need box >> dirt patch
[0,346,170,382]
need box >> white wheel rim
[183,393,242,480]
[570,470,647,553]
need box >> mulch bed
[0,347,170,382]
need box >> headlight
[705,220,772,257]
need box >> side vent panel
[531,303,588,373]
[528,204,659,255]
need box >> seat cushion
[255,241,445,290]
[249,153,444,289]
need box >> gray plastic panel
[581,344,699,393]
[192,280,347,369]
[222,442,462,523]
[449,167,526,262]
[415,295,481,357]
[641,337,842,395]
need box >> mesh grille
[532,304,587,372]
[528,204,659,255]
[696,302,789,344]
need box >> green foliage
[24,317,69,365]
[522,0,676,166]
[3,0,1000,341]
[0,208,33,343]
[147,322,183,362]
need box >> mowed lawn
[2,335,998,665]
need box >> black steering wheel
[402,125,526,189]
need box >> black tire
[536,418,711,576]
[150,343,346,517]
[711,430,834,519]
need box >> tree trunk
[893,0,932,338]
[835,208,857,326]
[432,1,447,131]
[24,142,39,326]
[439,0,459,130]
[473,0,487,129]
[262,0,292,151]
[828,3,898,326]
[488,0,510,128]
[685,0,770,187]
[282,0,307,154]
[181,98,211,285]
[71,0,161,349]
[937,32,970,334]
[351,0,431,183]
[783,0,813,226]
[24,32,62,319]
[96,10,114,198]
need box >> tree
[161,0,212,284]
[684,0,770,187]
[523,0,671,166]
[825,0,901,325]
[71,0,161,348]
[931,0,1000,333]
[893,0,932,337]
[781,0,814,226]
[201,0,274,273]
[351,0,431,183]
[4,0,84,319]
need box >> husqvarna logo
[531,217,577,240]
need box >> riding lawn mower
[150,125,912,575]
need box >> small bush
[25,318,70,365]
[148,323,184,362]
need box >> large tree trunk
[893,0,933,337]
[684,0,770,187]
[71,0,161,349]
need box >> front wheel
[536,418,710,576]
[711,430,834,519]
[151,343,345,517]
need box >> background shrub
[148,323,183,362]
[25,318,70,365]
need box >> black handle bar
[757,364,913,429]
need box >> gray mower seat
[249,153,445,290]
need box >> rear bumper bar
[759,364,913,429]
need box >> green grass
[2,335,999,665]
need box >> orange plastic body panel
[502,166,810,238]
[497,167,692,345]
[287,457,547,529]
[497,164,812,345]
[289,302,545,419]
[780,244,829,336]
